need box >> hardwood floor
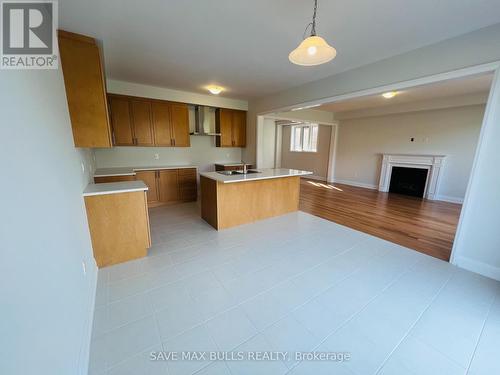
[299,178,462,261]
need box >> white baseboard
[327,179,465,202]
[332,179,378,190]
[302,175,327,181]
[452,255,500,282]
[434,195,464,204]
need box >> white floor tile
[192,360,231,375]
[262,315,318,368]
[468,298,500,374]
[107,292,153,331]
[163,325,218,375]
[205,306,258,351]
[107,345,168,375]
[155,301,204,340]
[104,315,161,368]
[379,336,465,375]
[88,204,500,375]
[225,334,289,375]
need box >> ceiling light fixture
[289,0,336,66]
[207,85,224,95]
[382,91,399,99]
[291,103,321,111]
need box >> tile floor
[89,202,500,375]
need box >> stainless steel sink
[233,170,261,174]
[216,169,261,176]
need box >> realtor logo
[1,1,58,69]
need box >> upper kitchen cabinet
[169,103,190,147]
[130,99,154,146]
[151,101,173,146]
[108,95,190,147]
[151,101,190,147]
[216,109,246,147]
[108,96,133,145]
[58,30,112,148]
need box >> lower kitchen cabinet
[135,171,159,205]
[95,168,198,207]
[158,170,180,203]
[179,168,198,201]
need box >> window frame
[290,123,319,153]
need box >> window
[290,123,318,152]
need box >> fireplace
[389,167,428,197]
[378,154,446,200]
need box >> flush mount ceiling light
[382,91,399,99]
[289,0,336,66]
[206,85,224,95]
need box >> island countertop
[199,168,312,184]
[83,181,149,197]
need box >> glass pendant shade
[289,35,336,66]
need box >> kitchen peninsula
[200,168,312,230]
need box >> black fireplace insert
[389,167,428,198]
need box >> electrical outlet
[154,153,160,160]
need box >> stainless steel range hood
[188,105,220,136]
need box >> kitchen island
[199,168,312,230]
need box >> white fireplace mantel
[378,154,446,200]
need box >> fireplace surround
[378,154,446,200]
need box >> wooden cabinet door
[135,171,159,204]
[170,103,190,147]
[58,30,112,147]
[178,168,197,201]
[232,110,246,147]
[216,109,234,147]
[131,100,154,146]
[108,96,134,145]
[152,102,173,146]
[158,170,179,202]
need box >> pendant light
[289,0,336,66]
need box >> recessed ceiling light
[382,91,399,99]
[206,85,224,95]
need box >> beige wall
[261,118,276,168]
[335,104,485,201]
[281,124,331,179]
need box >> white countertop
[199,168,313,184]
[83,181,149,197]
[94,165,197,177]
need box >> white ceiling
[319,73,494,113]
[60,0,500,99]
